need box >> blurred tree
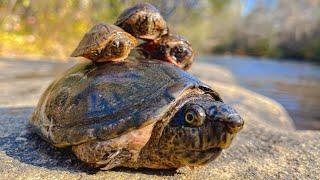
[4,0,320,61]
[0,0,238,58]
[214,0,320,61]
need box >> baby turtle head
[99,31,137,62]
[138,94,243,169]
[138,34,194,70]
[115,3,168,40]
[71,24,137,62]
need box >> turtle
[115,3,168,40]
[29,59,244,170]
[71,23,137,62]
[137,34,194,70]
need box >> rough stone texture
[0,58,319,179]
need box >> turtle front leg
[71,122,155,169]
[72,140,131,169]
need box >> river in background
[202,56,320,130]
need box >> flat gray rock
[0,58,319,179]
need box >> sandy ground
[0,58,319,179]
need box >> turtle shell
[115,3,160,27]
[30,60,222,147]
[70,23,132,57]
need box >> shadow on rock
[0,107,179,176]
[0,107,98,174]
[0,131,98,174]
[111,167,179,176]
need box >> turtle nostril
[226,114,244,133]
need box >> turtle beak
[206,103,243,149]
[223,113,244,134]
[211,103,244,134]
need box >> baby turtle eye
[184,105,206,127]
[177,47,184,53]
[112,41,120,48]
[176,46,186,53]
[171,45,190,62]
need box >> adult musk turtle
[30,60,243,170]
[115,3,168,40]
[138,34,194,70]
[71,23,137,62]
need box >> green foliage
[209,0,232,12]
[212,0,320,61]
[301,40,320,61]
[1,0,319,61]
[0,0,236,58]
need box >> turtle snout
[210,103,244,134]
[225,114,244,133]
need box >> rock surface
[0,58,319,179]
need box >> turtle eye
[175,46,186,54]
[177,47,184,53]
[185,111,196,123]
[171,45,190,62]
[184,105,206,127]
[112,40,120,48]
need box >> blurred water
[202,56,320,130]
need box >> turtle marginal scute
[165,82,191,101]
[198,85,223,102]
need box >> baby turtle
[71,23,137,62]
[115,3,168,40]
[30,60,243,170]
[138,34,194,70]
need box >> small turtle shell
[115,3,160,27]
[70,23,135,58]
[30,60,222,147]
[115,3,168,40]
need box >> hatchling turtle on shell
[138,34,194,70]
[115,3,168,40]
[71,23,137,62]
[30,59,244,170]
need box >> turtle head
[115,3,168,40]
[101,32,137,61]
[138,34,194,70]
[139,94,243,169]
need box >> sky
[241,0,278,15]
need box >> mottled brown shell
[115,3,168,40]
[115,3,160,26]
[30,60,221,147]
[70,24,136,57]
